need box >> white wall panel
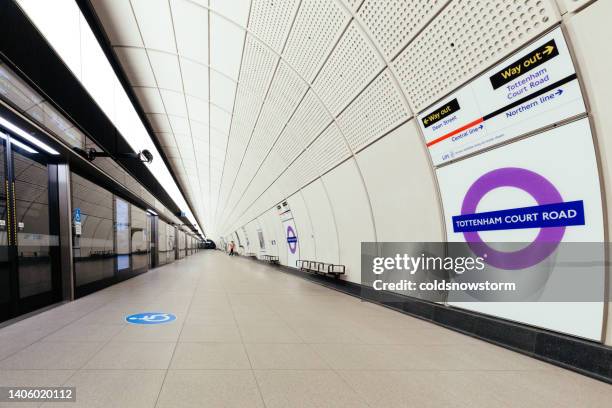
[114,47,157,87]
[356,120,444,242]
[209,14,245,81]
[322,159,375,282]
[131,0,176,53]
[245,220,260,254]
[90,0,143,47]
[259,208,282,259]
[301,179,339,266]
[210,0,251,27]
[170,0,208,64]
[565,0,612,345]
[558,0,594,13]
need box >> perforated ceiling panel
[358,0,449,60]
[342,0,365,12]
[307,123,351,176]
[276,90,332,164]
[337,69,411,152]
[243,61,308,174]
[89,0,569,237]
[215,34,279,222]
[392,0,560,111]
[282,0,351,82]
[313,21,385,115]
[248,0,300,52]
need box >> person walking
[228,241,236,256]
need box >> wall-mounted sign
[73,208,81,223]
[436,118,604,340]
[419,28,585,165]
[257,229,265,250]
[277,201,292,221]
[282,218,299,267]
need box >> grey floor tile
[170,343,251,369]
[291,325,363,344]
[255,370,367,408]
[338,370,465,408]
[239,323,303,343]
[314,344,428,370]
[42,323,124,342]
[1,251,609,408]
[40,369,165,408]
[113,323,181,342]
[157,370,264,408]
[179,324,242,343]
[84,341,175,369]
[245,343,329,369]
[0,342,104,370]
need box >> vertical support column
[56,164,74,301]
[175,226,179,260]
[152,215,158,268]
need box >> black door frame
[0,132,62,322]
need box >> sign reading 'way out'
[418,28,585,166]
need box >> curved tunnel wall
[12,0,611,346]
[221,0,612,345]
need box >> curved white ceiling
[88,0,560,237]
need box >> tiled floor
[0,251,610,407]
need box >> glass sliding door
[130,204,148,273]
[13,147,56,299]
[115,197,130,272]
[167,224,176,263]
[71,173,114,292]
[158,219,168,265]
[0,138,9,321]
[0,132,61,322]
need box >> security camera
[74,147,153,164]
[139,149,153,164]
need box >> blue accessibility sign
[73,208,81,223]
[125,312,176,325]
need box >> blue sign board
[125,312,176,325]
[73,208,81,223]
[452,200,585,233]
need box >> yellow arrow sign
[543,44,555,55]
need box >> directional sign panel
[419,28,585,166]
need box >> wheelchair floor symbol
[125,312,176,325]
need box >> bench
[261,255,279,263]
[297,260,345,277]
[245,252,257,257]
